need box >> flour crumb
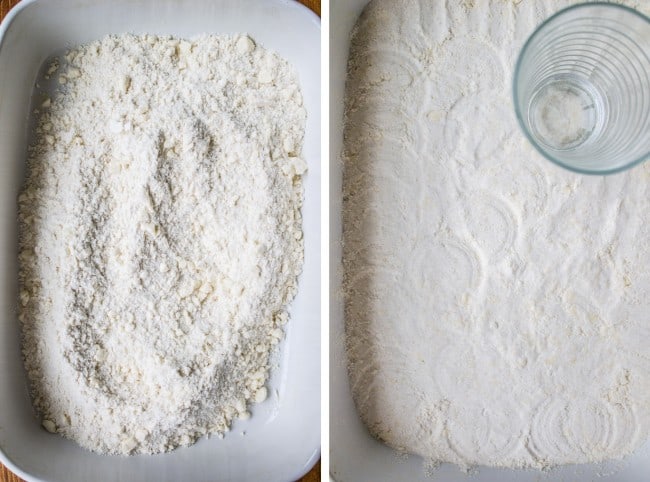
[19,33,306,455]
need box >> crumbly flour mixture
[344,0,650,470]
[19,33,306,455]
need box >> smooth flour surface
[343,0,650,470]
[19,33,306,454]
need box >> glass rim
[512,2,650,175]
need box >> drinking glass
[513,3,650,174]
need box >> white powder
[19,33,306,455]
[344,0,650,471]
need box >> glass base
[528,77,603,151]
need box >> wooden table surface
[0,0,320,481]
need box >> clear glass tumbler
[513,3,650,174]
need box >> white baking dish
[0,1,320,481]
[328,0,650,480]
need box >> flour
[19,33,306,455]
[343,0,650,471]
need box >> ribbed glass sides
[514,3,650,174]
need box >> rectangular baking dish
[0,1,320,481]
[328,0,650,480]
